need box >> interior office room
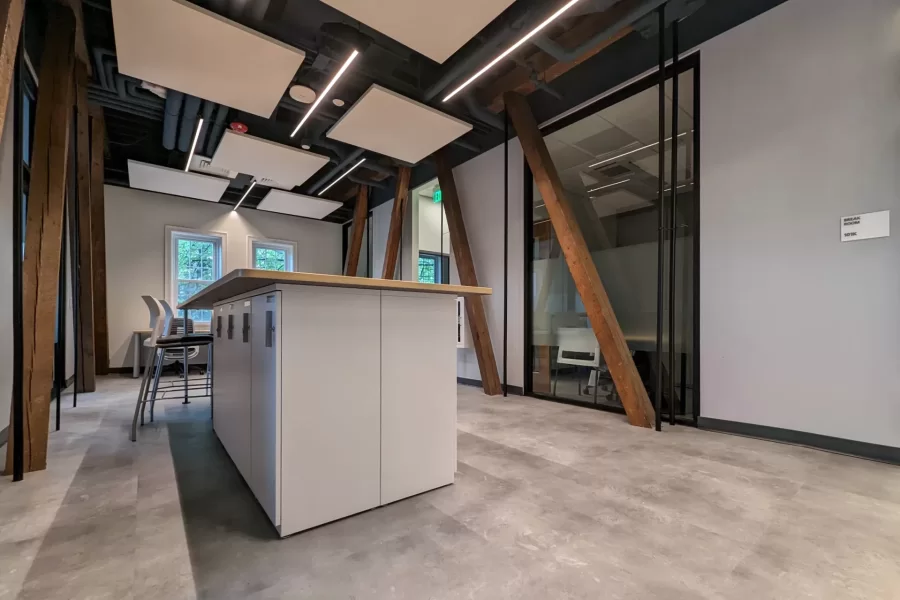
[1,0,899,598]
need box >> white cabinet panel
[213,300,253,484]
[232,299,253,482]
[380,291,456,504]
[251,292,281,526]
[212,304,233,460]
[279,286,382,535]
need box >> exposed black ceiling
[75,0,787,223]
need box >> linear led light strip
[291,50,359,138]
[590,131,692,169]
[318,158,367,197]
[233,180,257,211]
[587,179,630,194]
[184,118,204,172]
[442,0,585,102]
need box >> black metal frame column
[667,19,680,426]
[654,4,666,432]
[503,109,509,397]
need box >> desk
[131,329,152,378]
[181,269,491,537]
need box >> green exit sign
[433,189,442,203]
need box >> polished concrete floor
[2,376,900,599]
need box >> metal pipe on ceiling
[532,0,668,63]
[205,103,229,156]
[306,147,365,195]
[178,95,202,152]
[162,91,184,151]
[422,5,538,102]
[348,174,388,190]
[196,100,217,154]
[91,47,115,90]
[86,91,164,120]
[463,95,504,130]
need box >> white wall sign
[840,210,889,242]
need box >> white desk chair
[554,327,611,404]
[159,299,201,376]
[131,296,213,441]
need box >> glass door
[526,61,699,424]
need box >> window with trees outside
[252,239,295,272]
[168,229,224,326]
[418,252,450,284]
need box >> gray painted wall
[700,0,900,446]
[449,141,525,389]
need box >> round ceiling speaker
[289,84,317,104]
[301,144,311,150]
[230,121,248,133]
[332,98,345,107]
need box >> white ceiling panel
[257,190,343,220]
[111,0,305,118]
[128,160,229,202]
[319,0,515,64]
[592,189,653,218]
[327,85,472,164]
[211,131,330,188]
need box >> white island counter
[181,269,491,537]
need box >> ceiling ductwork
[532,0,667,62]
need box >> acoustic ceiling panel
[211,131,331,188]
[128,160,230,202]
[319,0,515,64]
[327,85,472,164]
[257,190,343,220]
[111,0,305,118]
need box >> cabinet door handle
[216,316,222,338]
[265,310,274,348]
[242,312,250,343]
[227,314,234,339]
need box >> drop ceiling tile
[257,190,343,220]
[211,131,330,188]
[591,189,653,218]
[327,85,472,164]
[319,0,515,64]
[128,160,229,202]
[111,0,305,117]
[549,114,615,147]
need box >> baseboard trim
[699,417,900,465]
[108,367,134,375]
[457,377,523,396]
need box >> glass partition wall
[525,61,699,424]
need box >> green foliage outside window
[255,247,287,271]
[177,239,215,323]
[418,256,437,284]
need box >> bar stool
[131,296,214,441]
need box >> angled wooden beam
[381,166,411,280]
[434,151,502,396]
[505,91,654,427]
[480,3,635,113]
[74,61,95,392]
[0,0,25,141]
[90,106,109,375]
[5,4,76,475]
[345,185,368,277]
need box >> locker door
[212,304,230,449]
[251,292,281,526]
[232,299,254,482]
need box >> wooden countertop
[180,269,493,309]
